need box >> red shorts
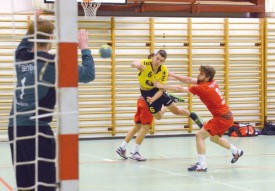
[204,112,233,137]
[134,97,153,125]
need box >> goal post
[55,0,79,190]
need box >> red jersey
[189,80,229,116]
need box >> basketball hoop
[81,0,101,18]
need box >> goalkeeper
[8,10,95,191]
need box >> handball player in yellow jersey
[131,50,203,128]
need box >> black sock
[189,112,203,128]
[189,112,197,120]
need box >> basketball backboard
[44,0,127,5]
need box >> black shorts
[140,88,173,114]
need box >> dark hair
[27,19,54,47]
[200,65,216,82]
[147,53,155,59]
[157,50,167,59]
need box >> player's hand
[131,61,145,71]
[168,72,175,78]
[137,63,145,71]
[78,29,89,50]
[154,81,164,89]
[146,96,155,105]
[35,9,43,20]
[167,76,177,81]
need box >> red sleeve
[189,85,199,95]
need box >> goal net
[4,0,79,191]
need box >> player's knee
[153,114,162,120]
[210,136,216,142]
[210,135,219,143]
[195,133,201,140]
[140,125,150,133]
[195,131,204,140]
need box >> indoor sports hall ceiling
[81,0,266,18]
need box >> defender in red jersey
[116,53,156,161]
[154,65,244,171]
[116,96,153,161]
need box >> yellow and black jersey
[138,59,168,90]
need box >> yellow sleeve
[159,65,168,85]
[141,59,152,66]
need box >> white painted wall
[266,0,275,12]
[0,0,33,13]
[0,0,54,13]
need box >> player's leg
[135,125,150,145]
[152,104,166,120]
[117,98,143,159]
[167,102,203,128]
[38,126,56,191]
[210,135,243,164]
[168,93,186,103]
[8,126,40,190]
[129,124,150,161]
[116,123,141,159]
[209,116,244,164]
[167,102,189,115]
[125,124,141,143]
[188,128,209,172]
[129,98,153,161]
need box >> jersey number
[215,88,225,105]
[149,106,155,113]
[20,77,26,100]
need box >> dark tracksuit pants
[8,125,56,191]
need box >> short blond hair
[27,19,54,47]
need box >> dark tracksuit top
[9,36,95,127]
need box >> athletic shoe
[187,162,207,172]
[169,93,186,103]
[116,147,128,159]
[231,149,244,163]
[189,112,204,128]
[129,152,146,161]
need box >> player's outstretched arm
[154,82,189,93]
[131,60,145,71]
[78,29,95,83]
[169,72,197,84]
[17,9,44,52]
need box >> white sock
[131,143,140,154]
[230,144,238,155]
[198,154,206,166]
[121,141,128,150]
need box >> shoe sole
[116,151,128,159]
[231,150,244,163]
[129,156,146,161]
[188,169,207,172]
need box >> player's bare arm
[169,72,197,84]
[131,60,145,71]
[154,81,189,93]
[146,89,164,104]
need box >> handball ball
[99,45,112,59]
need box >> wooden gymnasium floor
[0,136,275,191]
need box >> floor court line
[0,177,13,191]
[134,164,257,191]
[79,152,257,191]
